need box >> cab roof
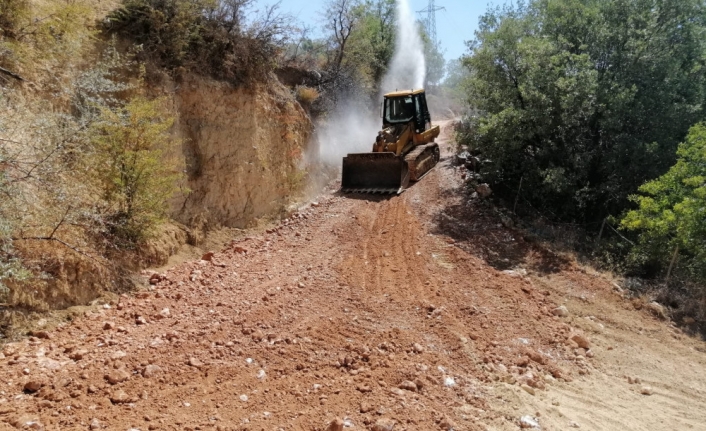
[383,89,425,98]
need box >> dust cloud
[315,107,380,165]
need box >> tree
[442,58,471,101]
[323,0,361,74]
[460,0,706,223]
[419,27,445,90]
[359,0,396,86]
[318,0,397,107]
[622,123,706,281]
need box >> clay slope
[0,123,705,431]
[174,74,312,229]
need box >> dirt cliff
[173,74,312,231]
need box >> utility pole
[417,0,445,48]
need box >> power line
[417,0,445,48]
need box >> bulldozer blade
[341,152,409,194]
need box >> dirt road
[1,123,705,431]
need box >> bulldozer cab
[383,89,431,132]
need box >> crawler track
[405,142,440,181]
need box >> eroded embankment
[173,74,312,231]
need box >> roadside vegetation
[0,0,289,331]
[456,0,706,328]
[105,0,291,85]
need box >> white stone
[520,415,541,429]
[641,386,654,395]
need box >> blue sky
[276,0,502,62]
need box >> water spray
[381,0,427,93]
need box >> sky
[276,0,502,62]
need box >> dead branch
[0,66,25,82]
[0,138,26,146]
[13,208,103,266]
[47,206,72,240]
[13,235,106,266]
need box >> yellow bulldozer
[341,89,440,194]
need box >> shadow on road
[430,183,569,275]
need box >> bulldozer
[341,89,440,194]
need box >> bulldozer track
[405,142,440,181]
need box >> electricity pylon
[417,0,445,47]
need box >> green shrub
[1,0,94,81]
[622,123,706,281]
[90,96,183,247]
[461,0,706,224]
[0,0,29,39]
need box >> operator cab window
[385,96,415,124]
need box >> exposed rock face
[174,74,313,230]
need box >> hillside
[0,0,313,319]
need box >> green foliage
[106,0,291,85]
[0,37,187,312]
[348,0,396,86]
[285,0,397,90]
[419,28,445,89]
[622,123,706,280]
[460,0,706,223]
[0,43,137,278]
[90,96,183,247]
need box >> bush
[0,167,29,301]
[460,0,706,224]
[105,0,291,85]
[0,0,29,39]
[1,0,94,83]
[90,96,184,247]
[622,123,706,282]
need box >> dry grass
[295,85,319,106]
[0,0,186,325]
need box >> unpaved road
[1,123,705,431]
